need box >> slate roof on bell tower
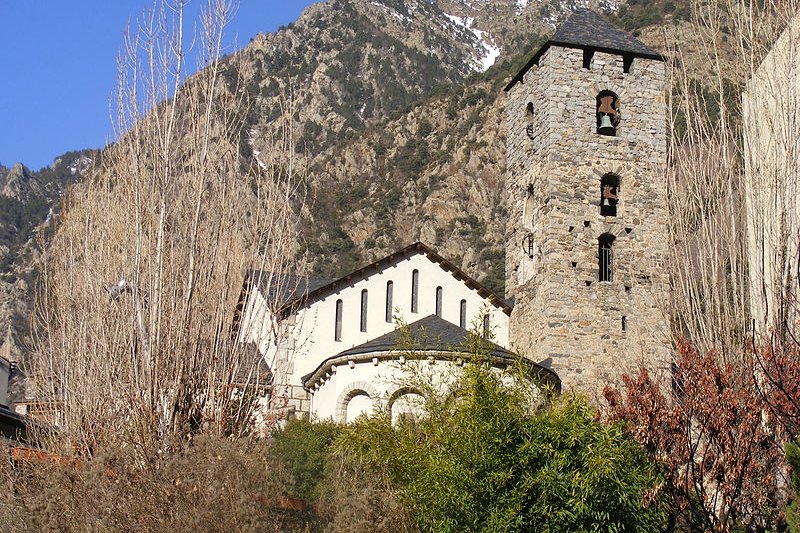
[505,8,663,90]
[551,8,661,59]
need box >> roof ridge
[332,314,512,359]
[505,8,663,91]
[551,9,659,57]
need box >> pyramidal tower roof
[505,9,663,90]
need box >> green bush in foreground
[334,364,667,533]
[271,418,341,500]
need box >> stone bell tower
[504,9,671,395]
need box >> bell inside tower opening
[596,91,619,136]
[600,174,620,216]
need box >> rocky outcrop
[1,164,43,201]
[0,151,94,390]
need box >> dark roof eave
[301,349,561,392]
[504,41,665,92]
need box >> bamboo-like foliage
[666,0,800,355]
[31,0,306,455]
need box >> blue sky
[0,1,318,171]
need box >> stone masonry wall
[505,46,672,398]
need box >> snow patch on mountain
[370,1,412,23]
[442,13,500,71]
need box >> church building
[235,10,671,423]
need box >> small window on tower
[385,281,394,323]
[600,174,620,217]
[360,289,368,332]
[599,234,615,282]
[525,102,535,140]
[596,91,620,136]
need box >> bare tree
[31,0,307,456]
[666,0,800,355]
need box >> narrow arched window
[524,184,536,231]
[596,91,620,136]
[385,281,393,323]
[599,234,615,282]
[525,102,536,140]
[360,289,368,332]
[482,314,490,338]
[435,287,443,317]
[600,174,620,217]
[335,299,343,341]
[459,299,467,329]
[411,269,419,313]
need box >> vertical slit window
[385,281,394,323]
[435,287,443,317]
[599,234,615,282]
[360,289,368,332]
[411,269,419,313]
[482,314,490,338]
[335,299,343,341]
[459,300,467,329]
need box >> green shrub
[335,365,667,533]
[272,419,341,500]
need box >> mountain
[225,0,622,159]
[222,0,651,293]
[0,151,94,368]
[0,0,685,374]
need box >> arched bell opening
[596,91,620,136]
[600,174,621,217]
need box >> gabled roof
[300,315,561,391]
[336,314,514,359]
[249,272,335,309]
[505,9,663,91]
[246,242,512,317]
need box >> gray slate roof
[505,9,663,91]
[249,271,335,309]
[300,315,562,391]
[551,8,660,58]
[334,314,515,359]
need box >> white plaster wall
[237,250,511,400]
[309,356,540,423]
[743,16,800,333]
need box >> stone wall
[504,46,672,397]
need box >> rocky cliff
[0,0,685,372]
[0,152,94,368]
